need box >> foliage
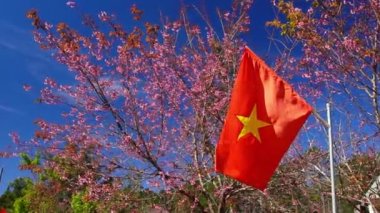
[70,192,96,213]
[0,178,33,211]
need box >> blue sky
[0,0,275,194]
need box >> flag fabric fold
[215,47,312,190]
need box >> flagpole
[0,168,3,184]
[327,103,337,213]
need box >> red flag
[215,47,312,190]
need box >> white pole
[0,168,3,184]
[327,103,337,213]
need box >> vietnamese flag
[215,47,312,190]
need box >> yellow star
[236,105,271,142]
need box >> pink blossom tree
[266,0,380,211]
[18,1,265,211]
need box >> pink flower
[98,11,109,22]
[302,73,311,79]
[9,132,20,144]
[66,1,76,8]
[297,21,305,28]
[23,84,32,92]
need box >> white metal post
[0,168,3,184]
[327,103,337,213]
